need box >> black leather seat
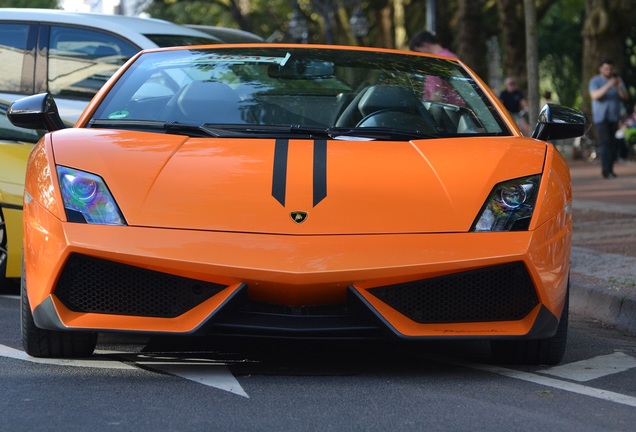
[165,81,251,124]
[336,85,437,132]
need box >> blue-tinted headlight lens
[472,175,540,232]
[57,166,126,225]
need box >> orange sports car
[8,44,587,364]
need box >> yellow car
[9,44,588,364]
[0,99,39,290]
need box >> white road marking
[453,360,636,408]
[539,352,636,382]
[148,363,249,398]
[1,344,248,397]
[0,343,136,369]
[128,353,250,398]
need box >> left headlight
[471,175,540,232]
[57,166,126,225]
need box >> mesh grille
[55,254,226,318]
[369,262,538,323]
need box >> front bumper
[25,204,570,340]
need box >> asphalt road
[1,292,636,431]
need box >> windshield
[91,47,508,139]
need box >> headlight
[57,166,126,225]
[471,175,540,232]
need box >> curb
[570,247,636,335]
[568,159,636,335]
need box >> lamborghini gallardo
[8,45,588,364]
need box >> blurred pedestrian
[409,30,463,105]
[589,58,629,178]
[617,103,636,161]
[542,90,555,106]
[499,77,529,135]
[409,30,457,58]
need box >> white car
[186,25,265,43]
[0,8,223,123]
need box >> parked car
[9,44,588,363]
[0,98,40,290]
[0,8,225,290]
[186,25,265,43]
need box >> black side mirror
[531,103,590,141]
[7,93,66,132]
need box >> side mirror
[7,93,66,132]
[531,103,590,141]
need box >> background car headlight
[471,175,540,232]
[57,166,126,225]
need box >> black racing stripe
[313,139,327,207]
[272,138,288,206]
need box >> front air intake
[55,254,226,318]
[369,262,538,323]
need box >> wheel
[490,287,569,366]
[21,261,98,358]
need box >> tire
[21,261,98,358]
[490,287,569,366]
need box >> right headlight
[57,166,126,225]
[471,175,541,232]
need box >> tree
[456,0,488,79]
[538,0,584,108]
[497,0,558,92]
[140,0,634,117]
[581,0,636,117]
[525,0,540,126]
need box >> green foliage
[623,26,636,104]
[145,0,293,40]
[141,0,623,112]
[538,0,584,108]
[0,0,60,7]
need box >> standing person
[409,30,463,105]
[499,77,529,135]
[409,30,457,58]
[589,58,629,178]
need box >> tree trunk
[372,1,394,48]
[497,0,526,92]
[456,0,487,79]
[393,0,407,50]
[524,0,540,128]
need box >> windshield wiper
[289,125,438,141]
[89,119,237,137]
[164,122,229,137]
[89,119,438,140]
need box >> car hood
[50,129,547,234]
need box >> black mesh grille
[55,254,226,318]
[369,262,538,323]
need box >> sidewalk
[568,157,636,334]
